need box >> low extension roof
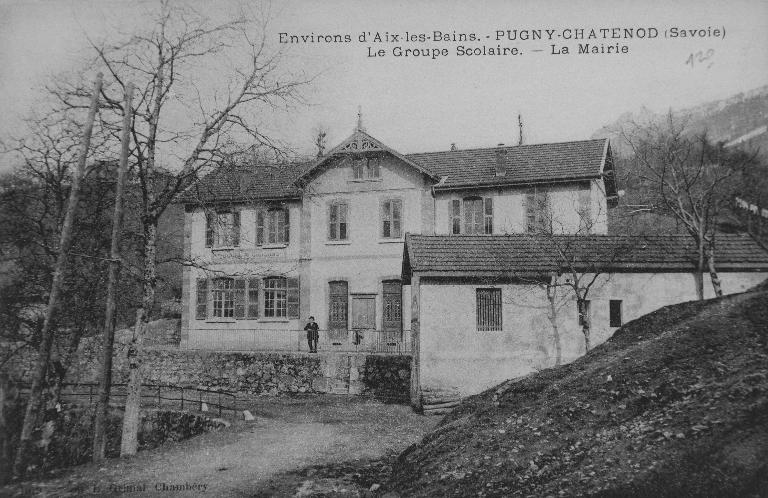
[406,138,612,191]
[402,233,768,282]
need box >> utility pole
[92,82,134,461]
[13,72,103,477]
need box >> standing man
[304,316,319,353]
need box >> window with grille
[205,211,240,248]
[609,300,623,327]
[212,278,235,318]
[476,288,502,331]
[526,187,551,234]
[264,277,287,318]
[329,281,349,330]
[329,202,348,240]
[382,280,402,333]
[381,199,403,238]
[257,208,289,245]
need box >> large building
[177,118,768,406]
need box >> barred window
[329,281,349,330]
[264,277,287,318]
[476,288,502,331]
[381,199,402,238]
[212,278,235,318]
[382,280,402,333]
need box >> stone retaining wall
[1,321,411,402]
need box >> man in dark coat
[304,316,319,353]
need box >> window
[476,288,502,331]
[329,281,349,330]
[264,277,287,318]
[381,199,403,238]
[450,197,493,235]
[526,187,551,234]
[212,278,235,318]
[205,211,240,248]
[257,208,289,245]
[329,202,348,240]
[383,280,402,333]
[609,300,623,327]
[352,157,380,180]
[577,187,592,234]
[578,299,591,327]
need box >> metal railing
[18,382,238,417]
[187,328,412,354]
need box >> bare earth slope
[387,286,768,497]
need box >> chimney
[495,144,507,177]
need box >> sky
[1,0,767,171]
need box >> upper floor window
[352,157,381,180]
[577,188,592,234]
[381,199,402,238]
[451,197,493,235]
[205,211,240,248]
[257,208,289,246]
[329,201,349,240]
[525,187,551,234]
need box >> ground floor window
[329,281,349,330]
[476,288,502,331]
[609,299,623,327]
[382,280,402,333]
[195,276,298,320]
[264,277,287,318]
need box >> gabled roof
[297,128,439,183]
[406,138,611,190]
[177,161,306,205]
[402,233,768,282]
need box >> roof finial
[356,105,364,132]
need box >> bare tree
[624,113,749,299]
[42,1,308,455]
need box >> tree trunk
[577,298,591,352]
[12,73,102,477]
[93,83,133,461]
[695,233,705,300]
[706,238,723,297]
[119,220,158,456]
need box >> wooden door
[351,296,376,330]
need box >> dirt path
[4,396,437,497]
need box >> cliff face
[592,85,768,157]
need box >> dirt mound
[386,290,768,497]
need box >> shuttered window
[381,199,402,238]
[476,288,502,331]
[526,187,551,234]
[329,202,348,240]
[329,281,349,330]
[257,208,289,245]
[195,279,207,320]
[577,187,592,234]
[286,277,300,319]
[451,198,493,235]
[212,278,235,318]
[264,277,287,318]
[451,200,461,234]
[247,278,260,319]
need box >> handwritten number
[686,49,715,69]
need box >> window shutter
[196,278,208,319]
[283,208,290,244]
[451,199,461,235]
[205,213,214,247]
[232,211,240,246]
[247,278,260,318]
[286,277,300,318]
[234,278,246,319]
[484,197,493,234]
[256,211,264,246]
[393,199,402,238]
[525,189,536,233]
